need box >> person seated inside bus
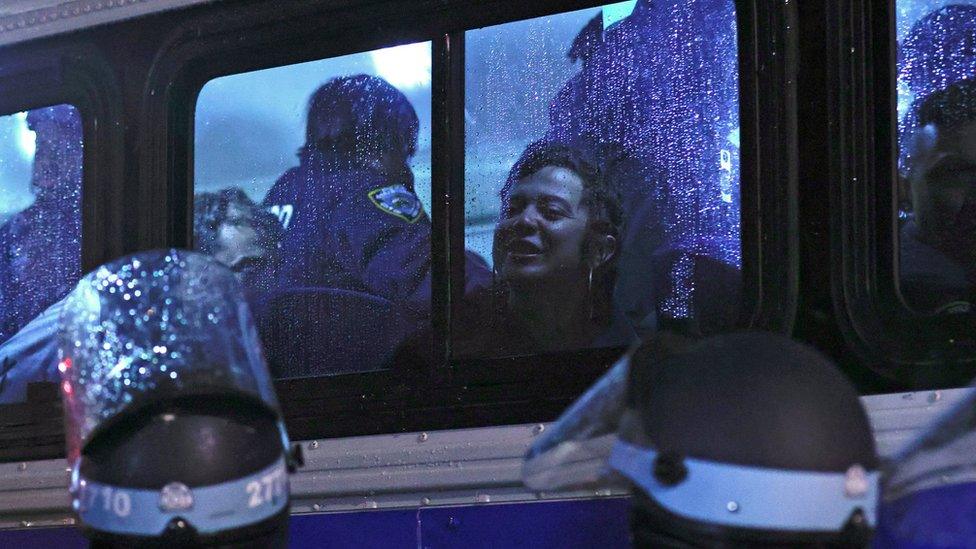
[454,140,628,357]
[900,77,976,313]
[0,105,83,347]
[261,74,489,373]
[0,188,279,404]
[194,187,283,313]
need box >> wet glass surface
[457,0,741,358]
[897,1,976,315]
[0,105,82,405]
[0,105,82,347]
[194,44,433,378]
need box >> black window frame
[0,41,124,461]
[818,0,976,392]
[144,0,799,441]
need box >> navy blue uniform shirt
[261,149,490,374]
[264,149,437,311]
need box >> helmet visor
[521,346,635,491]
[58,250,281,460]
[876,390,976,546]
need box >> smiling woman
[455,140,625,357]
[459,0,741,358]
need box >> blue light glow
[370,42,432,89]
[13,112,35,161]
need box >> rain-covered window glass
[194,44,432,378]
[0,105,83,404]
[897,1,976,315]
[456,1,741,358]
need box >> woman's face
[493,165,591,288]
[214,203,269,274]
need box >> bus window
[897,1,976,315]
[194,44,433,379]
[0,105,82,404]
[456,0,741,358]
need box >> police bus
[0,0,970,546]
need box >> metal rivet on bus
[418,432,429,443]
[726,501,739,513]
[309,440,319,450]
[20,521,31,527]
[17,462,26,471]
[312,503,321,511]
[929,391,942,404]
[595,488,612,497]
[361,500,378,509]
[475,494,491,503]
[421,497,431,505]
[532,424,545,435]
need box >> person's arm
[0,299,63,404]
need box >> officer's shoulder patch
[367,184,423,223]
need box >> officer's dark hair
[500,139,624,322]
[915,76,976,129]
[194,188,281,258]
[304,74,419,163]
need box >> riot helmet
[874,388,976,548]
[524,332,879,548]
[58,250,297,547]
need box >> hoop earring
[588,267,595,320]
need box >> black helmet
[875,388,976,547]
[58,250,298,547]
[524,331,879,548]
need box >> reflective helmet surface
[619,332,878,546]
[59,249,281,459]
[875,390,976,548]
[524,332,879,547]
[58,250,290,545]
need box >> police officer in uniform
[262,75,489,375]
[546,0,741,334]
[0,105,83,346]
